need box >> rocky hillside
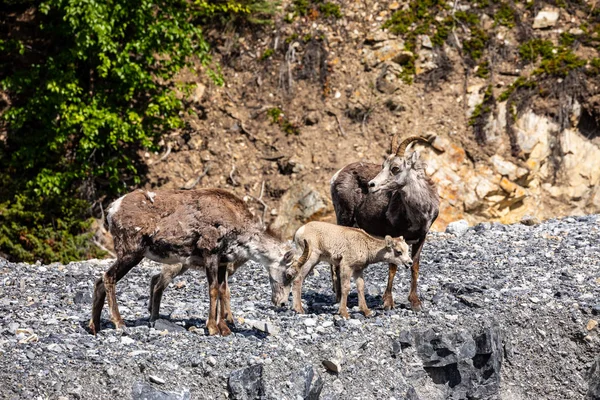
[118,0,600,246]
[1,216,599,399]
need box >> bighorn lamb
[330,136,439,311]
[273,221,412,318]
[89,188,294,336]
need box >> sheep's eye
[391,166,400,175]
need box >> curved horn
[292,239,310,272]
[395,136,431,157]
[390,134,399,155]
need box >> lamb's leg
[354,269,372,317]
[330,263,343,303]
[292,252,320,314]
[338,266,351,319]
[383,263,398,310]
[217,265,232,336]
[330,263,340,302]
[408,238,425,312]
[334,264,342,302]
[149,264,188,321]
[90,253,143,333]
[292,275,305,314]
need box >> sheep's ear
[385,235,393,248]
[283,250,294,266]
[285,267,298,280]
[411,151,419,163]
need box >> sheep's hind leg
[338,266,351,319]
[408,238,425,312]
[149,264,188,322]
[205,256,220,336]
[217,265,232,336]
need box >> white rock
[303,318,317,327]
[322,321,334,328]
[446,220,469,236]
[121,336,135,345]
[533,10,559,29]
[322,359,342,373]
[347,319,363,328]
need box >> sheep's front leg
[338,265,351,319]
[383,263,398,310]
[205,256,220,336]
[354,269,372,317]
[92,253,142,333]
[292,275,305,314]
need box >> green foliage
[383,0,449,52]
[559,32,576,46]
[267,107,300,136]
[518,38,586,77]
[587,57,600,76]
[475,60,490,79]
[318,2,342,19]
[497,77,536,102]
[518,39,555,62]
[399,55,416,84]
[469,85,493,126]
[289,0,342,19]
[494,3,516,28]
[194,0,280,25]
[1,0,277,263]
[260,48,275,60]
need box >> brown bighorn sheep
[330,136,439,312]
[89,188,294,336]
[273,221,412,318]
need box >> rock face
[407,326,502,399]
[131,383,190,400]
[0,217,598,399]
[588,357,600,400]
[228,365,264,400]
[270,185,330,239]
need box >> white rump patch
[106,195,126,229]
[329,167,344,186]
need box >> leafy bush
[0,0,275,263]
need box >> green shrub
[0,0,276,263]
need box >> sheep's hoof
[113,319,127,332]
[363,309,373,317]
[293,306,305,314]
[218,321,232,336]
[88,320,98,335]
[339,311,350,319]
[206,322,219,336]
[383,296,395,311]
[410,300,422,312]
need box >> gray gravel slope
[0,216,599,399]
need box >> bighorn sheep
[273,221,412,318]
[89,188,294,336]
[330,136,439,311]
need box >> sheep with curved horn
[330,135,439,311]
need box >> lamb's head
[368,136,430,193]
[383,235,412,267]
[271,240,310,307]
